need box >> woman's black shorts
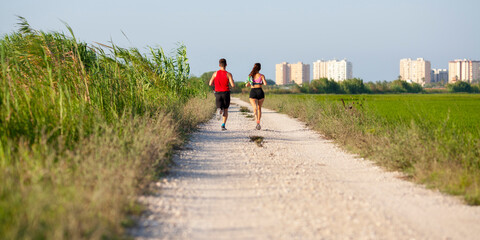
[214,91,230,109]
[249,88,265,100]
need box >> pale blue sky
[1,0,479,82]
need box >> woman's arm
[262,74,267,85]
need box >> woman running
[246,63,267,130]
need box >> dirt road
[130,97,480,239]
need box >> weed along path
[130,97,480,240]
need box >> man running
[209,58,235,130]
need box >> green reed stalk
[0,18,213,239]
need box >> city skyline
[1,0,479,82]
[274,57,479,85]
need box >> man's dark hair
[219,58,227,67]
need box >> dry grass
[238,106,254,119]
[1,96,214,240]
[239,106,251,113]
[249,136,265,147]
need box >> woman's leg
[249,98,258,122]
[257,98,265,123]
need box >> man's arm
[208,72,217,86]
[228,72,235,88]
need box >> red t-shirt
[214,70,230,92]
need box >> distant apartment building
[399,58,431,85]
[275,62,310,85]
[275,62,289,85]
[290,62,310,85]
[448,59,480,83]
[431,69,448,83]
[313,59,353,81]
[312,60,328,79]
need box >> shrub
[447,81,472,93]
[340,78,369,94]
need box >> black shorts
[215,91,230,109]
[249,88,265,100]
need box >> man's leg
[220,92,230,130]
[223,92,231,123]
[215,92,222,120]
[222,108,228,123]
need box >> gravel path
[130,97,480,240]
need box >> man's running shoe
[216,108,223,120]
[256,124,261,130]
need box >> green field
[291,94,480,136]
[257,93,480,205]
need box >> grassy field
[244,93,480,205]
[0,19,214,239]
[290,94,480,135]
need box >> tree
[309,78,341,93]
[447,81,472,93]
[200,71,215,84]
[410,83,423,93]
[265,79,276,85]
[391,80,410,93]
[340,78,368,94]
[388,80,423,93]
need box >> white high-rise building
[312,60,328,79]
[275,62,310,85]
[312,59,352,81]
[399,58,431,85]
[448,59,480,83]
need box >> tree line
[193,71,480,94]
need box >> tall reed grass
[0,18,214,239]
